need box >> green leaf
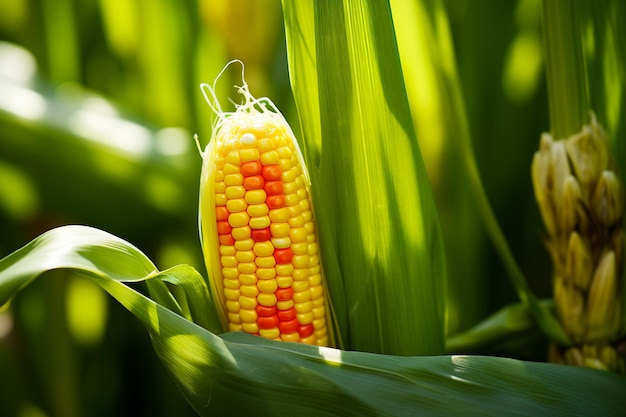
[0,225,625,416]
[282,0,446,355]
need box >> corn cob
[198,63,329,346]
[532,114,625,373]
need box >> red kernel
[279,319,299,334]
[241,161,262,177]
[219,234,235,245]
[275,287,294,301]
[256,305,277,317]
[244,175,265,190]
[277,308,296,321]
[298,324,314,337]
[251,227,271,242]
[262,165,282,180]
[258,315,279,329]
[217,220,232,235]
[267,195,285,209]
[264,181,283,195]
[216,206,229,221]
[274,248,293,264]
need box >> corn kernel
[297,312,314,325]
[257,293,277,307]
[245,189,267,204]
[231,226,251,241]
[276,299,294,310]
[222,267,239,279]
[257,267,276,279]
[219,245,235,255]
[312,306,325,319]
[308,242,318,255]
[260,150,279,165]
[235,250,254,262]
[250,215,270,229]
[225,173,244,186]
[229,323,243,332]
[282,168,297,182]
[227,312,241,324]
[301,335,316,345]
[228,212,250,228]
[247,203,269,217]
[259,328,280,339]
[215,181,226,193]
[253,241,274,256]
[225,186,246,199]
[312,297,324,307]
[240,284,260,298]
[288,215,305,228]
[293,290,311,303]
[291,242,308,255]
[287,204,301,217]
[239,295,257,310]
[237,262,257,274]
[292,255,309,269]
[224,288,240,301]
[297,188,308,200]
[240,133,257,147]
[301,207,312,220]
[309,265,321,275]
[280,332,300,342]
[258,138,274,152]
[313,317,326,329]
[234,238,254,251]
[239,273,257,286]
[276,275,294,288]
[226,150,241,165]
[283,181,298,194]
[310,285,323,300]
[309,273,322,286]
[295,301,313,314]
[223,278,240,289]
[293,269,309,281]
[269,237,289,249]
[279,158,293,171]
[226,300,240,313]
[285,193,300,207]
[255,256,276,268]
[220,256,237,267]
[258,279,278,293]
[226,198,247,213]
[214,170,225,181]
[239,148,260,163]
[276,264,294,276]
[309,255,319,267]
[215,193,227,206]
[241,322,259,333]
[224,163,239,175]
[292,280,309,292]
[269,208,290,222]
[270,222,290,238]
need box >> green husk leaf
[282,0,446,356]
[1,225,625,416]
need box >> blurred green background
[0,0,610,415]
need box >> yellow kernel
[271,237,291,249]
[239,310,258,323]
[229,323,242,332]
[279,158,293,171]
[309,274,322,286]
[293,291,311,303]
[305,221,315,234]
[219,245,235,255]
[225,186,246,199]
[288,215,305,228]
[240,284,260,298]
[239,295,257,310]
[309,255,319,267]
[282,168,297,182]
[276,264,294,276]
[228,212,250,227]
[224,173,244,186]
[301,334,316,345]
[239,133,257,147]
[308,242,319,255]
[223,278,240,289]
[276,146,293,159]
[285,193,300,207]
[292,280,309,292]
[283,181,299,194]
[293,255,309,269]
[255,256,276,268]
[220,256,237,268]
[290,227,308,243]
[231,226,251,241]
[239,148,260,163]
[309,265,321,275]
[313,306,325,319]
[258,279,278,293]
[242,322,259,333]
[226,300,240,313]
[257,293,277,307]
[214,170,225,181]
[291,242,308,255]
[224,288,240,301]
[276,275,293,288]
[227,312,241,324]
[223,163,239,175]
[297,312,314,325]
[226,198,247,213]
[260,150,279,165]
[235,238,254,251]
[269,208,290,222]
[313,317,326,329]
[257,268,276,279]
[258,138,274,152]
[245,189,267,204]
[270,223,290,238]
[280,332,300,342]
[222,267,239,279]
[293,269,309,281]
[301,206,312,219]
[276,299,294,310]
[310,285,323,300]
[239,274,257,286]
[316,335,328,345]
[297,188,308,200]
[247,203,269,217]
[312,297,324,307]
[237,262,257,274]
[250,215,270,229]
[259,328,280,339]
[236,250,255,262]
[215,181,226,193]
[226,150,241,165]
[253,241,274,257]
[287,204,302,217]
[295,301,313,314]
[215,194,227,206]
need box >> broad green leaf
[0,226,625,416]
[283,0,446,355]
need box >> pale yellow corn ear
[197,61,331,346]
[532,114,625,373]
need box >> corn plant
[0,0,625,415]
